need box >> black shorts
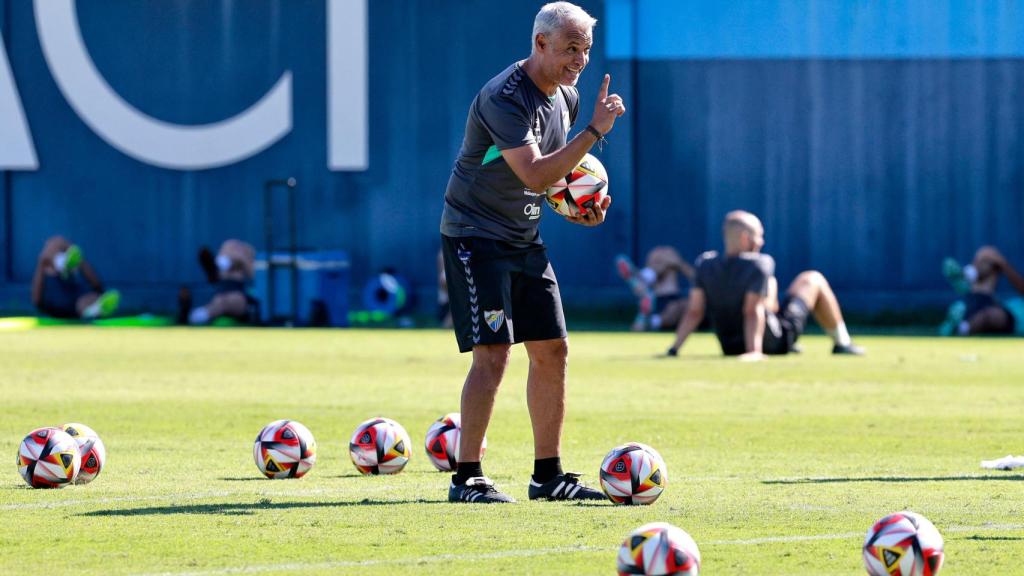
[964,293,1015,334]
[441,235,567,353]
[763,295,811,355]
[38,274,91,318]
[654,293,683,315]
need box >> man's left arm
[667,287,706,356]
[740,291,765,361]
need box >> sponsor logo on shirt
[523,203,541,220]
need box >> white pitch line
[128,523,1024,576]
[705,523,1024,546]
[707,532,864,546]
[130,546,607,576]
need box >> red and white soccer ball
[423,412,486,472]
[863,511,944,576]
[599,442,668,505]
[62,422,106,485]
[617,522,701,576]
[544,152,608,217]
[349,417,412,475]
[17,427,81,488]
[253,419,317,479]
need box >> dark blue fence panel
[2,0,1023,316]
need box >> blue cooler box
[253,250,350,326]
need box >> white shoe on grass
[82,290,120,319]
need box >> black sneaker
[528,472,606,501]
[832,343,866,356]
[448,476,516,504]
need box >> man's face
[538,24,592,86]
[742,223,765,252]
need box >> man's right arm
[501,74,623,192]
[667,288,706,356]
[994,251,1024,295]
[500,132,602,193]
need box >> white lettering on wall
[329,0,368,170]
[33,0,293,171]
[1,1,368,172]
[0,36,38,169]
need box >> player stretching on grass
[666,210,864,360]
[439,2,623,503]
[31,236,120,319]
[940,246,1024,336]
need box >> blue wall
[2,1,1022,316]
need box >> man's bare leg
[457,344,511,466]
[524,338,568,460]
[787,271,844,331]
[786,270,860,352]
[967,306,1013,334]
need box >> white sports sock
[964,264,978,283]
[827,322,852,346]
[639,267,657,286]
[53,252,67,273]
[215,254,231,272]
[81,299,102,319]
[189,307,210,325]
[957,321,970,336]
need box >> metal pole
[263,181,275,322]
[286,177,298,326]
[264,178,298,325]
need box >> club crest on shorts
[484,309,505,332]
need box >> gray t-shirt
[695,251,775,355]
[441,61,580,245]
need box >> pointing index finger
[598,74,610,100]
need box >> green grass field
[2,327,1022,575]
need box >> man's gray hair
[532,2,597,53]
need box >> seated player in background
[31,236,120,319]
[666,210,864,359]
[616,246,695,331]
[179,239,258,325]
[940,246,1024,336]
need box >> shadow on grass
[960,535,1024,541]
[763,474,1024,485]
[81,498,447,517]
[332,470,445,478]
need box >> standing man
[440,2,623,503]
[667,210,865,360]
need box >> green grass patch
[1,328,1022,574]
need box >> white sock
[964,264,978,283]
[215,254,231,272]
[639,267,657,286]
[82,299,102,319]
[189,307,210,325]
[957,321,970,336]
[53,252,67,273]
[827,322,852,346]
